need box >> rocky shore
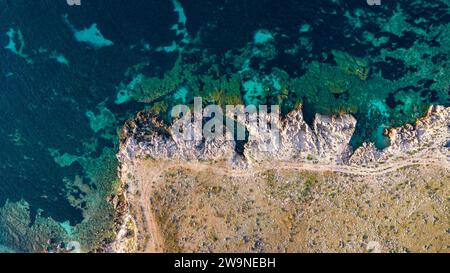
[118,105,449,167]
[111,105,449,252]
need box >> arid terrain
[116,158,449,253]
[111,105,450,253]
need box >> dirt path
[139,166,165,252]
[133,153,449,252]
[159,154,449,178]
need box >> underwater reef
[0,0,449,252]
[115,1,450,149]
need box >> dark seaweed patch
[420,90,439,102]
[431,53,448,64]
[333,91,349,101]
[403,0,450,29]
[374,57,415,81]
[386,92,403,109]
[396,85,422,93]
[417,79,435,89]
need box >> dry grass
[123,160,449,253]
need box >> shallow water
[0,0,448,252]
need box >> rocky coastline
[111,105,449,252]
[118,104,449,167]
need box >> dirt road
[131,152,449,252]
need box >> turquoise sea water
[0,0,448,252]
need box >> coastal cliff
[118,105,449,167]
[113,105,449,252]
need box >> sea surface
[0,0,448,252]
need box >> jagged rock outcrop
[242,108,356,164]
[349,105,450,166]
[119,110,235,163]
[114,104,449,253]
[118,105,450,168]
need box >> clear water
[0,0,448,252]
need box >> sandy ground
[119,154,449,253]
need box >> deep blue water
[0,1,178,231]
[0,0,448,251]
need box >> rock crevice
[118,105,450,168]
